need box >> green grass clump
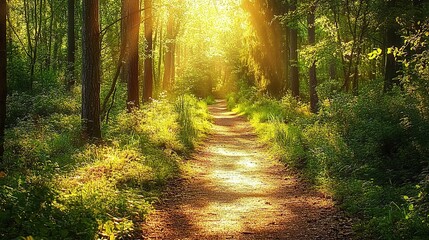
[0,92,211,239]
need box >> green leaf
[376,48,382,55]
[387,48,393,54]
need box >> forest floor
[141,100,353,239]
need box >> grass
[0,91,212,240]
[227,85,429,239]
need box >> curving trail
[141,100,352,239]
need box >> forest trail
[141,100,352,239]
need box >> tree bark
[284,18,290,91]
[82,0,101,140]
[143,0,153,102]
[0,0,7,162]
[171,41,176,87]
[163,12,174,92]
[308,3,318,113]
[290,0,299,99]
[45,0,54,70]
[127,0,140,110]
[383,0,402,92]
[120,0,129,83]
[157,22,163,89]
[66,0,75,90]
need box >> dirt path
[141,100,352,239]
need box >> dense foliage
[228,26,429,237]
[0,88,211,239]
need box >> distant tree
[143,0,153,102]
[283,2,290,92]
[120,0,129,84]
[0,0,6,161]
[163,10,174,92]
[127,0,140,110]
[154,13,164,88]
[290,0,299,98]
[66,0,75,90]
[308,2,318,113]
[82,0,101,139]
[382,0,408,92]
[23,0,45,90]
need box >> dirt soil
[141,100,353,239]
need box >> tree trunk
[308,3,318,113]
[284,20,290,91]
[352,46,362,95]
[0,0,7,162]
[66,0,75,90]
[143,0,153,102]
[384,24,401,92]
[82,0,101,140]
[45,0,54,70]
[162,12,174,92]
[127,0,140,110]
[23,0,44,90]
[120,0,129,83]
[171,41,176,87]
[157,23,163,89]
[290,0,299,99]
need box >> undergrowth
[0,91,211,240]
[227,83,429,239]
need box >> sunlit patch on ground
[237,158,257,168]
[211,169,265,189]
[193,197,295,234]
[209,146,255,157]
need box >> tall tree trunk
[143,0,153,102]
[23,0,44,90]
[157,22,163,89]
[384,20,401,92]
[66,0,75,90]
[171,41,176,87]
[0,0,7,162]
[45,0,54,70]
[52,21,63,72]
[23,0,34,89]
[162,12,174,92]
[352,46,362,95]
[290,0,299,98]
[127,0,140,110]
[308,2,318,113]
[82,0,101,140]
[284,20,290,91]
[120,0,129,83]
[152,13,159,86]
